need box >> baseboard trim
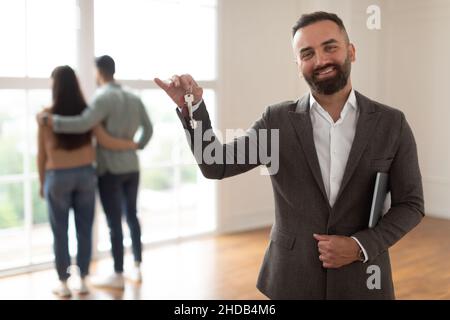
[217,209,274,234]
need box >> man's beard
[304,56,351,95]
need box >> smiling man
[155,11,424,299]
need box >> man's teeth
[318,67,335,75]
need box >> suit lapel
[288,95,329,206]
[334,91,381,203]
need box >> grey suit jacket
[176,91,424,300]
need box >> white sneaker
[52,281,71,298]
[91,273,125,290]
[128,265,142,283]
[77,277,90,295]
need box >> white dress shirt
[309,90,358,208]
[309,89,368,262]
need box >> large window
[0,0,77,78]
[94,0,217,254]
[0,0,217,274]
[0,0,77,272]
[94,0,216,81]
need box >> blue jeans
[98,171,141,273]
[44,165,96,281]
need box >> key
[184,92,197,129]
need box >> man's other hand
[313,234,360,269]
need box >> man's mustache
[313,63,340,76]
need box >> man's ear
[348,43,356,62]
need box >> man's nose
[314,51,331,69]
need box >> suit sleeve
[352,113,425,262]
[176,101,274,180]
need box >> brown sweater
[38,125,95,170]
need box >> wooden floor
[0,217,448,300]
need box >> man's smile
[314,65,337,79]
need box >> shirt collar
[103,81,121,89]
[309,89,358,112]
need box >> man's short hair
[95,55,115,77]
[292,11,349,41]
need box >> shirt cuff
[177,99,203,113]
[52,114,60,131]
[351,236,369,263]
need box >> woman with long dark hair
[37,65,136,298]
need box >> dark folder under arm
[369,172,389,228]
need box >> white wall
[215,0,450,233]
[216,0,302,232]
[380,0,450,219]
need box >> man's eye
[325,45,338,52]
[301,52,313,60]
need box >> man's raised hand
[154,74,203,108]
